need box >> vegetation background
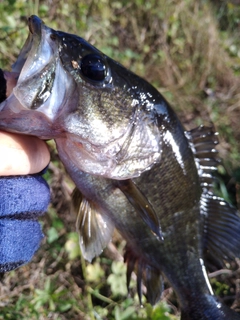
[0,0,240,319]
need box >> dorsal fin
[71,188,114,262]
[186,126,240,266]
[201,190,240,267]
[124,245,163,306]
[185,125,220,190]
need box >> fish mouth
[28,15,42,35]
[13,15,58,112]
[12,15,53,75]
[6,15,71,119]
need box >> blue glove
[0,173,50,272]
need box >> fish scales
[1,15,240,319]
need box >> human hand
[0,131,50,175]
[0,70,50,176]
[0,69,51,272]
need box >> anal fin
[124,245,163,306]
[71,188,114,262]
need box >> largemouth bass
[1,16,240,319]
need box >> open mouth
[28,15,42,35]
[31,62,56,110]
[6,16,76,120]
[10,16,59,114]
[27,16,57,110]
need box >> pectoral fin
[202,191,240,267]
[72,188,114,262]
[116,179,163,240]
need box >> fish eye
[80,54,106,81]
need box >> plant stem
[80,253,95,320]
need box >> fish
[1,15,240,319]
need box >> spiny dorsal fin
[124,245,163,306]
[201,190,240,266]
[186,126,240,265]
[185,125,220,190]
[71,188,114,262]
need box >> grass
[0,0,240,319]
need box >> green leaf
[65,232,81,260]
[107,261,128,296]
[47,227,60,243]
[86,262,104,282]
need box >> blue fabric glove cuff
[0,174,50,272]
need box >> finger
[0,131,50,175]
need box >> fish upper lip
[28,15,42,35]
